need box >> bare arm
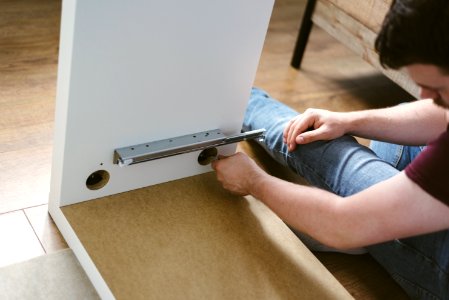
[212,153,449,249]
[345,99,448,144]
[284,99,448,150]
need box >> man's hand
[283,108,348,151]
[211,152,267,196]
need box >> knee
[250,87,269,98]
[247,87,269,108]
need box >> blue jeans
[243,88,449,299]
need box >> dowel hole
[86,170,110,190]
[197,147,218,165]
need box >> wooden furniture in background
[291,0,420,99]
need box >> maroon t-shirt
[405,124,449,206]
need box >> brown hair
[375,0,449,73]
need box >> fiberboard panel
[61,173,353,300]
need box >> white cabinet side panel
[50,0,274,206]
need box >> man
[212,0,449,298]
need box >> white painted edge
[48,203,115,299]
[49,1,113,297]
[49,0,75,209]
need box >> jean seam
[393,145,404,168]
[391,273,441,300]
[284,151,335,193]
[395,239,449,277]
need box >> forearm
[213,150,449,248]
[344,99,448,145]
[250,173,357,249]
[249,169,449,250]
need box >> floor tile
[0,210,45,267]
[25,204,68,253]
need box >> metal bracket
[113,128,265,166]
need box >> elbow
[321,236,365,251]
[312,201,368,250]
[317,234,362,252]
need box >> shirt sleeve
[405,126,449,206]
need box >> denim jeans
[243,88,449,299]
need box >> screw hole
[86,170,110,190]
[198,147,218,165]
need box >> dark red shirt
[405,124,449,206]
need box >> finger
[211,153,235,169]
[287,118,301,149]
[283,118,296,143]
[296,127,327,144]
[210,159,218,170]
[287,115,314,150]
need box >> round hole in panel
[197,147,218,165]
[86,170,110,190]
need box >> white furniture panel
[49,1,275,298]
[50,0,274,206]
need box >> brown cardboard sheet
[62,172,352,299]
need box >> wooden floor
[0,0,411,298]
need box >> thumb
[211,154,229,169]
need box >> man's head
[375,0,449,106]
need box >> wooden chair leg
[291,0,317,69]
